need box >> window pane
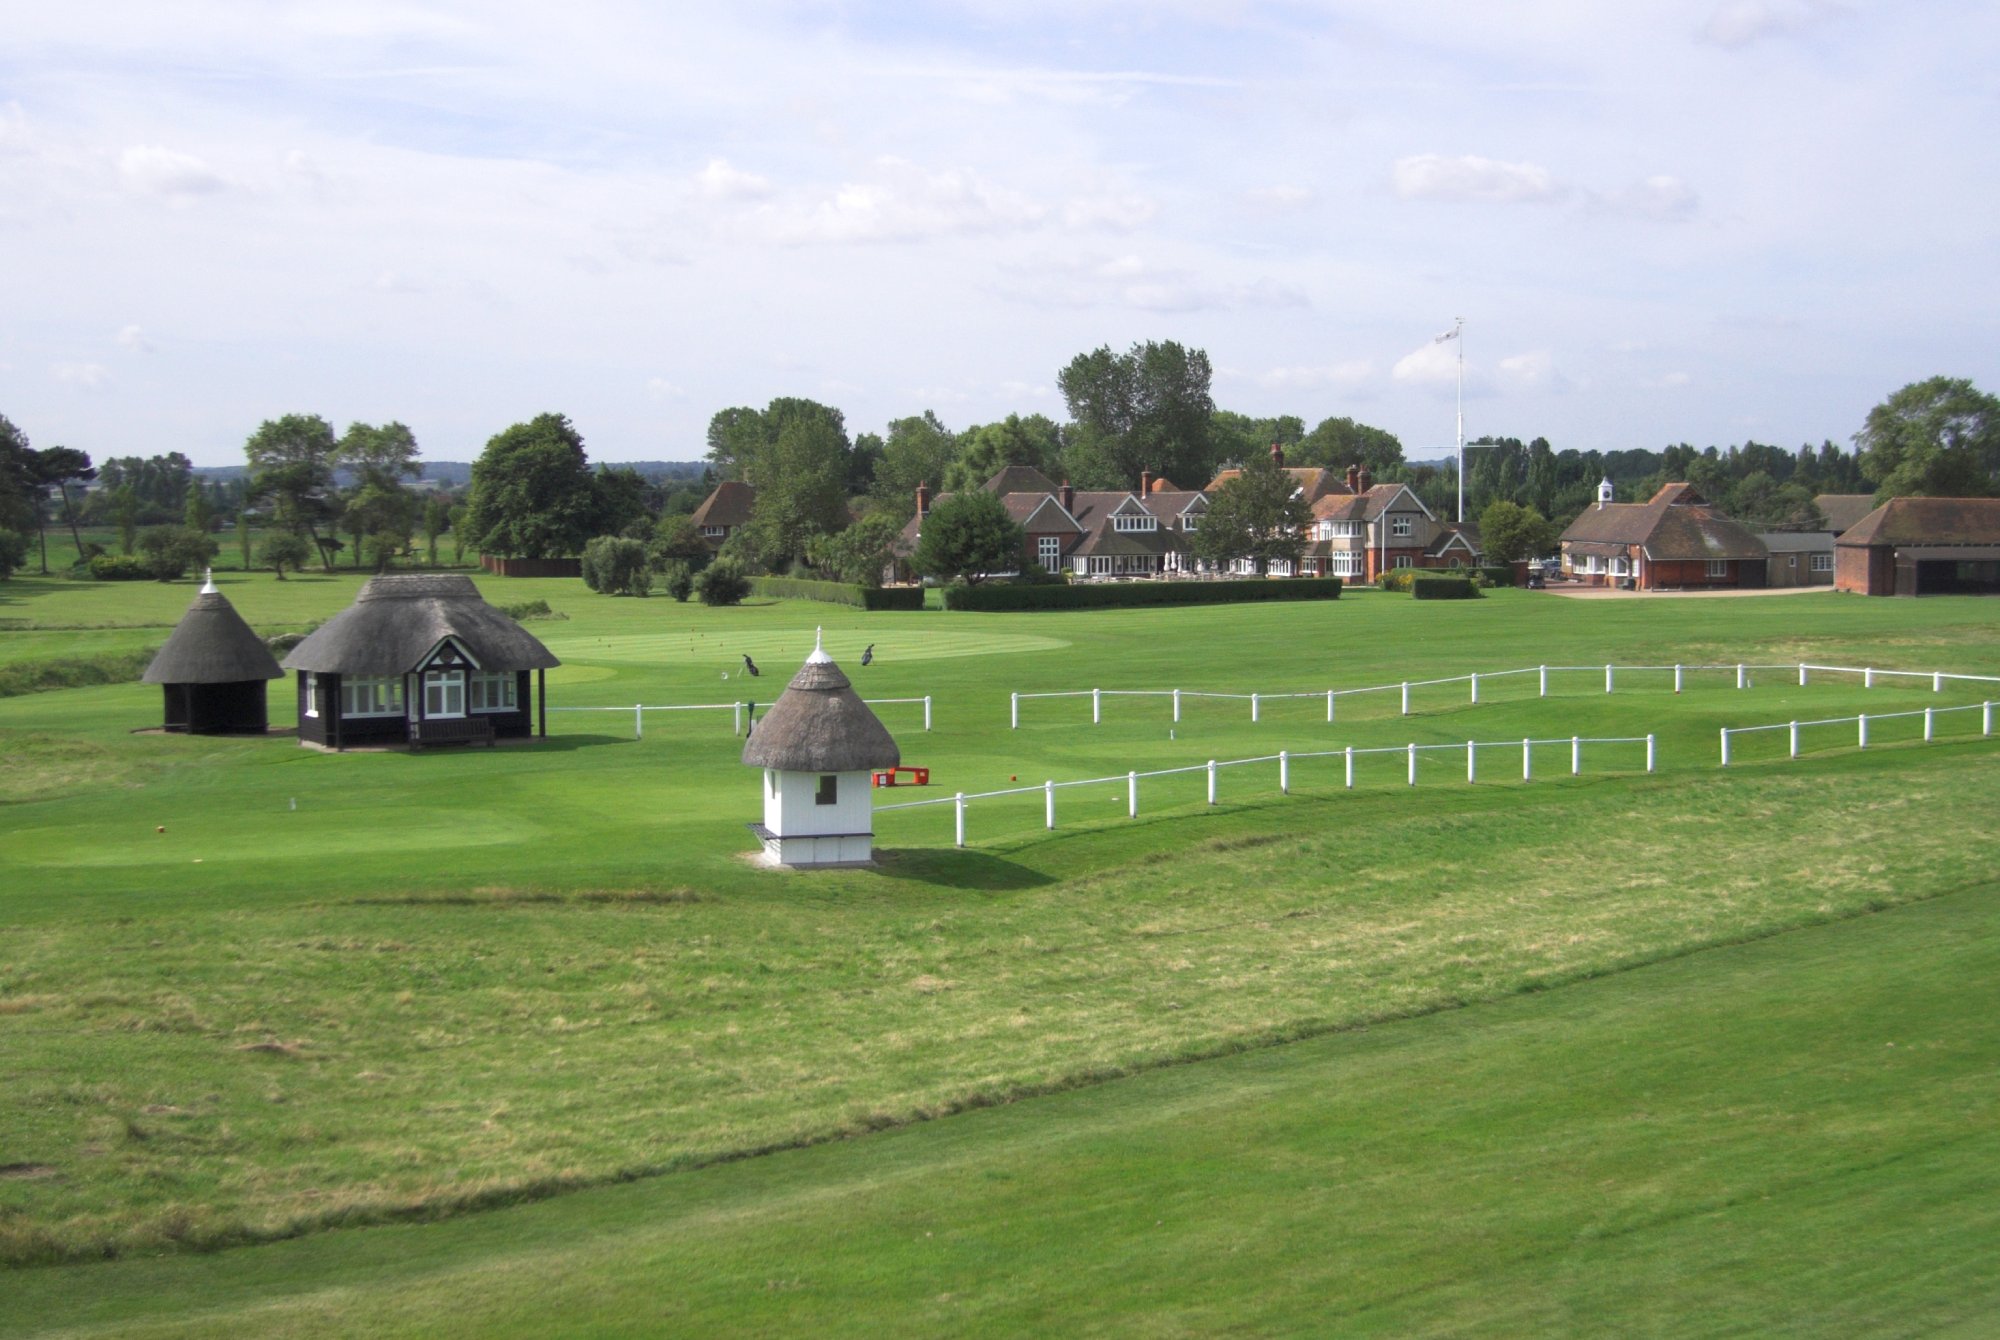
[815,774,838,805]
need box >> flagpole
[1454,317,1466,523]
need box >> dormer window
[1112,513,1157,532]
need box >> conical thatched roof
[143,589,284,685]
[741,646,899,773]
[281,574,561,676]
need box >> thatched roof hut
[742,645,899,773]
[283,574,561,677]
[142,577,284,734]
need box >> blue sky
[3,1,1996,466]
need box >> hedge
[1411,576,1483,600]
[1477,565,1516,587]
[943,577,1342,611]
[749,576,925,611]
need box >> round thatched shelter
[142,575,284,734]
[280,573,561,749]
[742,638,899,867]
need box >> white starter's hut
[741,637,899,867]
[141,573,285,734]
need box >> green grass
[2,573,1998,1327]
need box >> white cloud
[1256,360,1378,393]
[1060,190,1158,231]
[117,145,226,196]
[1496,349,1569,391]
[1392,339,1462,388]
[1249,184,1314,210]
[999,251,1306,312]
[1392,154,1564,205]
[698,157,772,201]
[52,360,108,388]
[1699,0,1847,48]
[759,158,1045,245]
[116,324,154,353]
[1601,175,1700,221]
[645,377,686,399]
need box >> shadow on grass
[870,846,1054,892]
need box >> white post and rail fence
[549,695,932,740]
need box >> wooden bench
[408,716,496,748]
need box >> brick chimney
[1060,480,1075,512]
[1270,440,1286,469]
[1345,463,1360,493]
[915,482,930,518]
[1140,470,1153,496]
[1357,465,1373,493]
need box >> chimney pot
[1270,440,1286,469]
[1140,470,1153,496]
[915,482,931,518]
[1345,463,1360,493]
[1060,480,1074,512]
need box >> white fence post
[1011,692,1019,729]
[1646,734,1656,773]
[1401,682,1411,716]
[1925,707,1935,741]
[1326,690,1335,723]
[1865,667,1875,689]
[1173,688,1182,723]
[1720,728,1731,767]
[635,704,644,740]
[1045,780,1056,830]
[1251,693,1260,724]
[1934,671,1944,693]
[1407,743,1418,786]
[1466,741,1477,783]
[1673,665,1683,694]
[1470,673,1479,705]
[924,696,932,731]
[1093,688,1101,724]
[954,792,966,847]
[1986,701,1995,737]
[1859,715,1869,749]
[1605,664,1614,694]
[734,701,744,734]
[1538,664,1548,697]
[1207,760,1218,805]
[1736,663,1746,690]
[1789,721,1800,758]
[1344,746,1355,789]
[1571,736,1582,775]
[1798,663,1808,687]
[1280,750,1290,794]
[1128,771,1138,818]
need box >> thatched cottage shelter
[741,638,899,867]
[281,574,560,749]
[142,574,284,734]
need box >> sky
[3,0,1997,468]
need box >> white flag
[1433,325,1460,344]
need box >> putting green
[541,628,1067,670]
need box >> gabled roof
[1205,465,1351,504]
[1837,496,2000,546]
[983,465,1060,496]
[1426,523,1481,558]
[1758,531,1834,555]
[1560,484,1767,562]
[1140,490,1206,526]
[143,589,284,685]
[281,575,561,676]
[741,646,899,772]
[1013,494,1084,533]
[690,480,755,529]
[1815,494,1879,535]
[1310,482,1431,524]
[1067,490,1176,558]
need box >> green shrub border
[749,576,925,611]
[0,649,157,698]
[943,577,1342,611]
[1411,576,1483,600]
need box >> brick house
[688,480,755,551]
[1558,482,1769,589]
[1834,497,2000,596]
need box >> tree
[34,446,96,563]
[743,411,852,569]
[581,535,652,596]
[805,512,902,586]
[943,413,1065,492]
[339,420,422,486]
[136,525,219,582]
[463,413,602,559]
[1293,416,1405,476]
[421,496,450,566]
[1476,500,1558,565]
[262,531,311,580]
[1058,341,1217,490]
[695,557,751,606]
[246,415,340,570]
[343,481,417,570]
[912,489,1025,586]
[1212,411,1304,472]
[593,467,655,539]
[869,412,959,518]
[1855,376,2000,497]
[0,415,34,537]
[0,528,26,581]
[1190,446,1311,575]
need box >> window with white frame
[303,674,318,718]
[1331,552,1363,577]
[1112,513,1157,532]
[469,670,517,712]
[1335,520,1361,538]
[702,525,727,539]
[341,676,404,718]
[1038,535,1062,567]
[1391,554,1413,569]
[1585,555,1602,574]
[1706,559,1729,578]
[1611,557,1628,577]
[1181,513,1199,531]
[424,671,465,718]
[1390,515,1413,538]
[1811,553,1833,572]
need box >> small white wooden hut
[740,636,899,868]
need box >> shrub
[497,599,561,621]
[580,535,650,596]
[695,558,752,607]
[1412,576,1482,600]
[86,553,152,581]
[1477,565,1516,588]
[662,562,694,603]
[261,532,312,580]
[0,648,156,698]
[137,526,219,582]
[0,528,26,580]
[748,576,925,610]
[943,577,1341,611]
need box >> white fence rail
[550,695,931,739]
[1010,662,2000,728]
[1720,701,1996,765]
[878,734,1655,847]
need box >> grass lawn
[2,572,1998,1329]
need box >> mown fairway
[3,572,1998,1332]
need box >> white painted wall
[764,768,873,838]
